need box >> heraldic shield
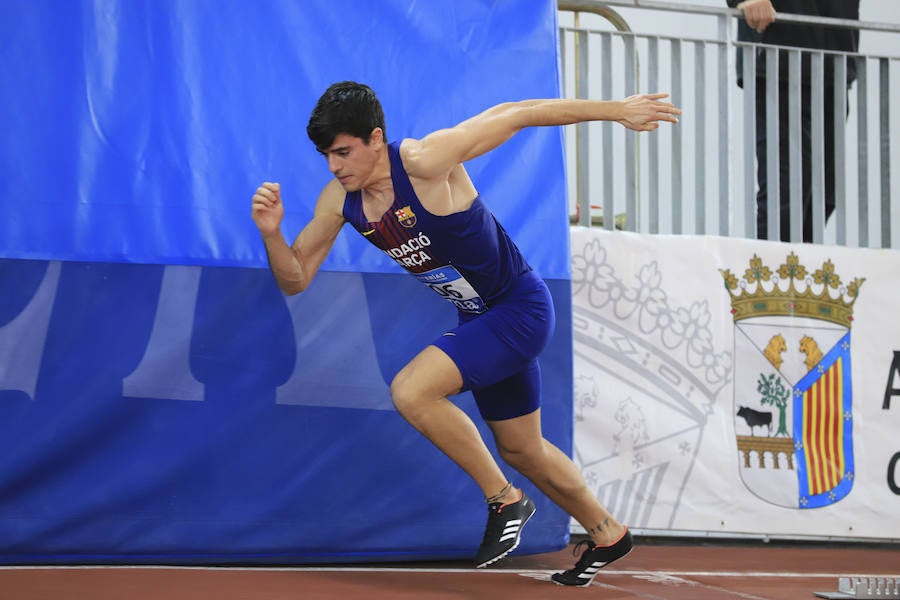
[571,235,732,530]
[721,253,864,509]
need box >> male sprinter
[251,81,680,584]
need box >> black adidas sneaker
[474,491,535,568]
[551,528,633,586]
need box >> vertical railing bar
[834,56,848,246]
[695,40,707,235]
[857,55,870,247]
[602,33,615,231]
[560,24,568,99]
[624,34,637,232]
[560,23,571,223]
[718,14,730,237]
[575,27,591,227]
[788,49,802,243]
[879,57,892,248]
[765,46,780,241]
[743,43,757,239]
[672,39,683,234]
[648,36,660,234]
[810,51,825,244]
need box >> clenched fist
[251,182,284,237]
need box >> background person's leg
[775,80,794,242]
[823,83,839,230]
[754,76,770,240]
[800,82,816,243]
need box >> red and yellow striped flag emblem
[802,356,845,496]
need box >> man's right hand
[737,0,776,33]
[251,181,284,237]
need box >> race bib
[415,266,486,314]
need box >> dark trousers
[754,78,839,243]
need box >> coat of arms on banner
[721,253,864,509]
[571,234,733,529]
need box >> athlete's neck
[360,159,395,222]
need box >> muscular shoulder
[397,138,428,178]
[399,138,475,215]
[398,135,466,182]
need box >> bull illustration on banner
[721,253,865,509]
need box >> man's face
[319,129,383,192]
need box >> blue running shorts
[433,271,555,421]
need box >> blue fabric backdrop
[0,0,573,563]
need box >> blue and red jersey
[342,141,531,314]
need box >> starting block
[815,577,900,599]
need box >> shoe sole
[550,545,633,586]
[475,502,536,569]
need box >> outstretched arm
[251,180,345,295]
[402,94,681,179]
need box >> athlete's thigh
[434,314,527,392]
[392,344,465,400]
[471,359,542,421]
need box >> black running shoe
[551,529,633,586]
[474,491,535,568]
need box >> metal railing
[558,0,899,249]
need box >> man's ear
[369,127,385,147]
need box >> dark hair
[306,81,386,150]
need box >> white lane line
[0,566,898,579]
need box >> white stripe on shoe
[578,562,609,580]
[498,519,523,543]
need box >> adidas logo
[498,519,523,543]
[579,562,609,579]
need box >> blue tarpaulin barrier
[0,0,573,563]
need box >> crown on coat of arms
[720,253,864,328]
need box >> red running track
[1,536,898,599]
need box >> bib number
[415,266,486,314]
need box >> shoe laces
[572,539,597,569]
[481,502,507,539]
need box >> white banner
[570,228,900,540]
